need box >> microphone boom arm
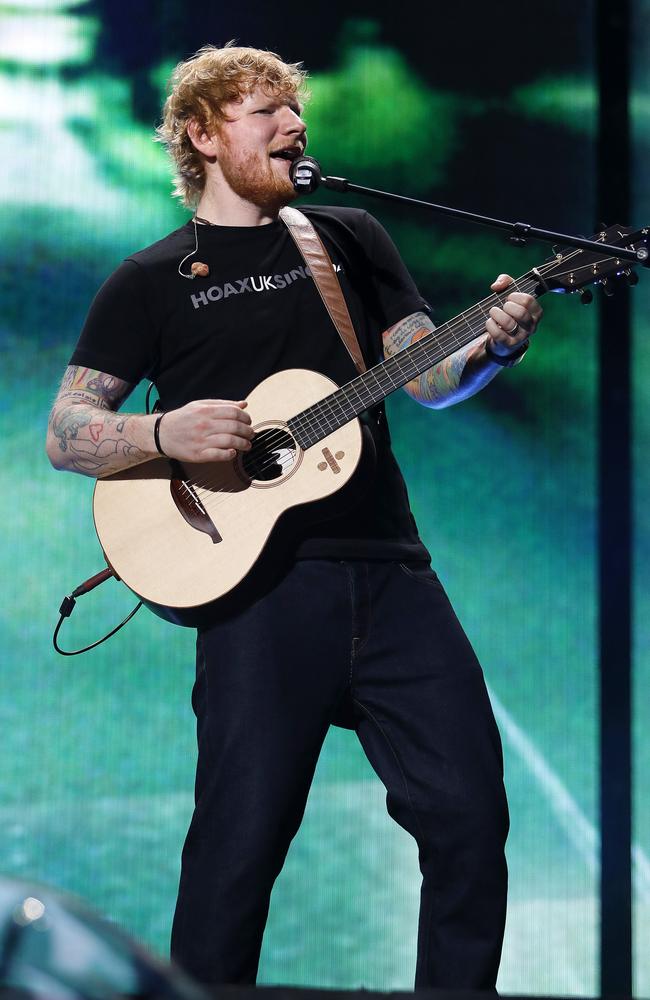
[290,156,647,264]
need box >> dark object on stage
[0,876,207,999]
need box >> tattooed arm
[46,366,255,478]
[45,366,156,477]
[383,275,543,409]
[382,312,494,408]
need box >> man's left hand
[486,274,543,357]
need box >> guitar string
[285,242,639,448]
[185,281,533,504]
[112,239,642,603]
[189,243,634,500]
[186,245,630,504]
[187,239,620,493]
[185,243,637,502]
[187,273,540,495]
[186,267,552,495]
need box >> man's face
[214,86,307,209]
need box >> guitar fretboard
[287,271,540,449]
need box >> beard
[217,139,297,210]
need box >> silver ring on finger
[507,321,519,336]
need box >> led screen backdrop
[1,0,642,993]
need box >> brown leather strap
[279,205,366,374]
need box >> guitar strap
[279,205,367,375]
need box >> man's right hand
[157,399,254,463]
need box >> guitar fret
[346,381,372,410]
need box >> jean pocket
[397,561,441,586]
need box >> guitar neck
[288,270,542,449]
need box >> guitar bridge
[169,460,221,544]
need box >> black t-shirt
[70,205,430,561]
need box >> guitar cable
[53,571,142,657]
[51,383,159,656]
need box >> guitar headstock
[532,225,649,301]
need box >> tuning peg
[600,278,615,297]
[625,269,639,286]
[579,288,593,305]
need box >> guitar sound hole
[242,428,297,482]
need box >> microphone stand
[292,159,648,264]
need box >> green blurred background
[0,0,647,994]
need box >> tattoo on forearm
[384,312,434,354]
[49,404,147,475]
[51,406,93,452]
[48,367,145,477]
[384,312,461,403]
[421,350,467,401]
[49,365,148,476]
[66,429,147,475]
[384,313,490,406]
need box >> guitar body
[93,369,364,622]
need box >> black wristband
[153,413,167,456]
[484,337,529,368]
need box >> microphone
[290,155,322,194]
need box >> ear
[186,118,219,159]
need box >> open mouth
[270,147,303,161]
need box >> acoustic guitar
[93,225,648,623]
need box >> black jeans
[170,560,509,989]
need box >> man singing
[46,43,542,989]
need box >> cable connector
[53,568,141,656]
[58,595,76,618]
